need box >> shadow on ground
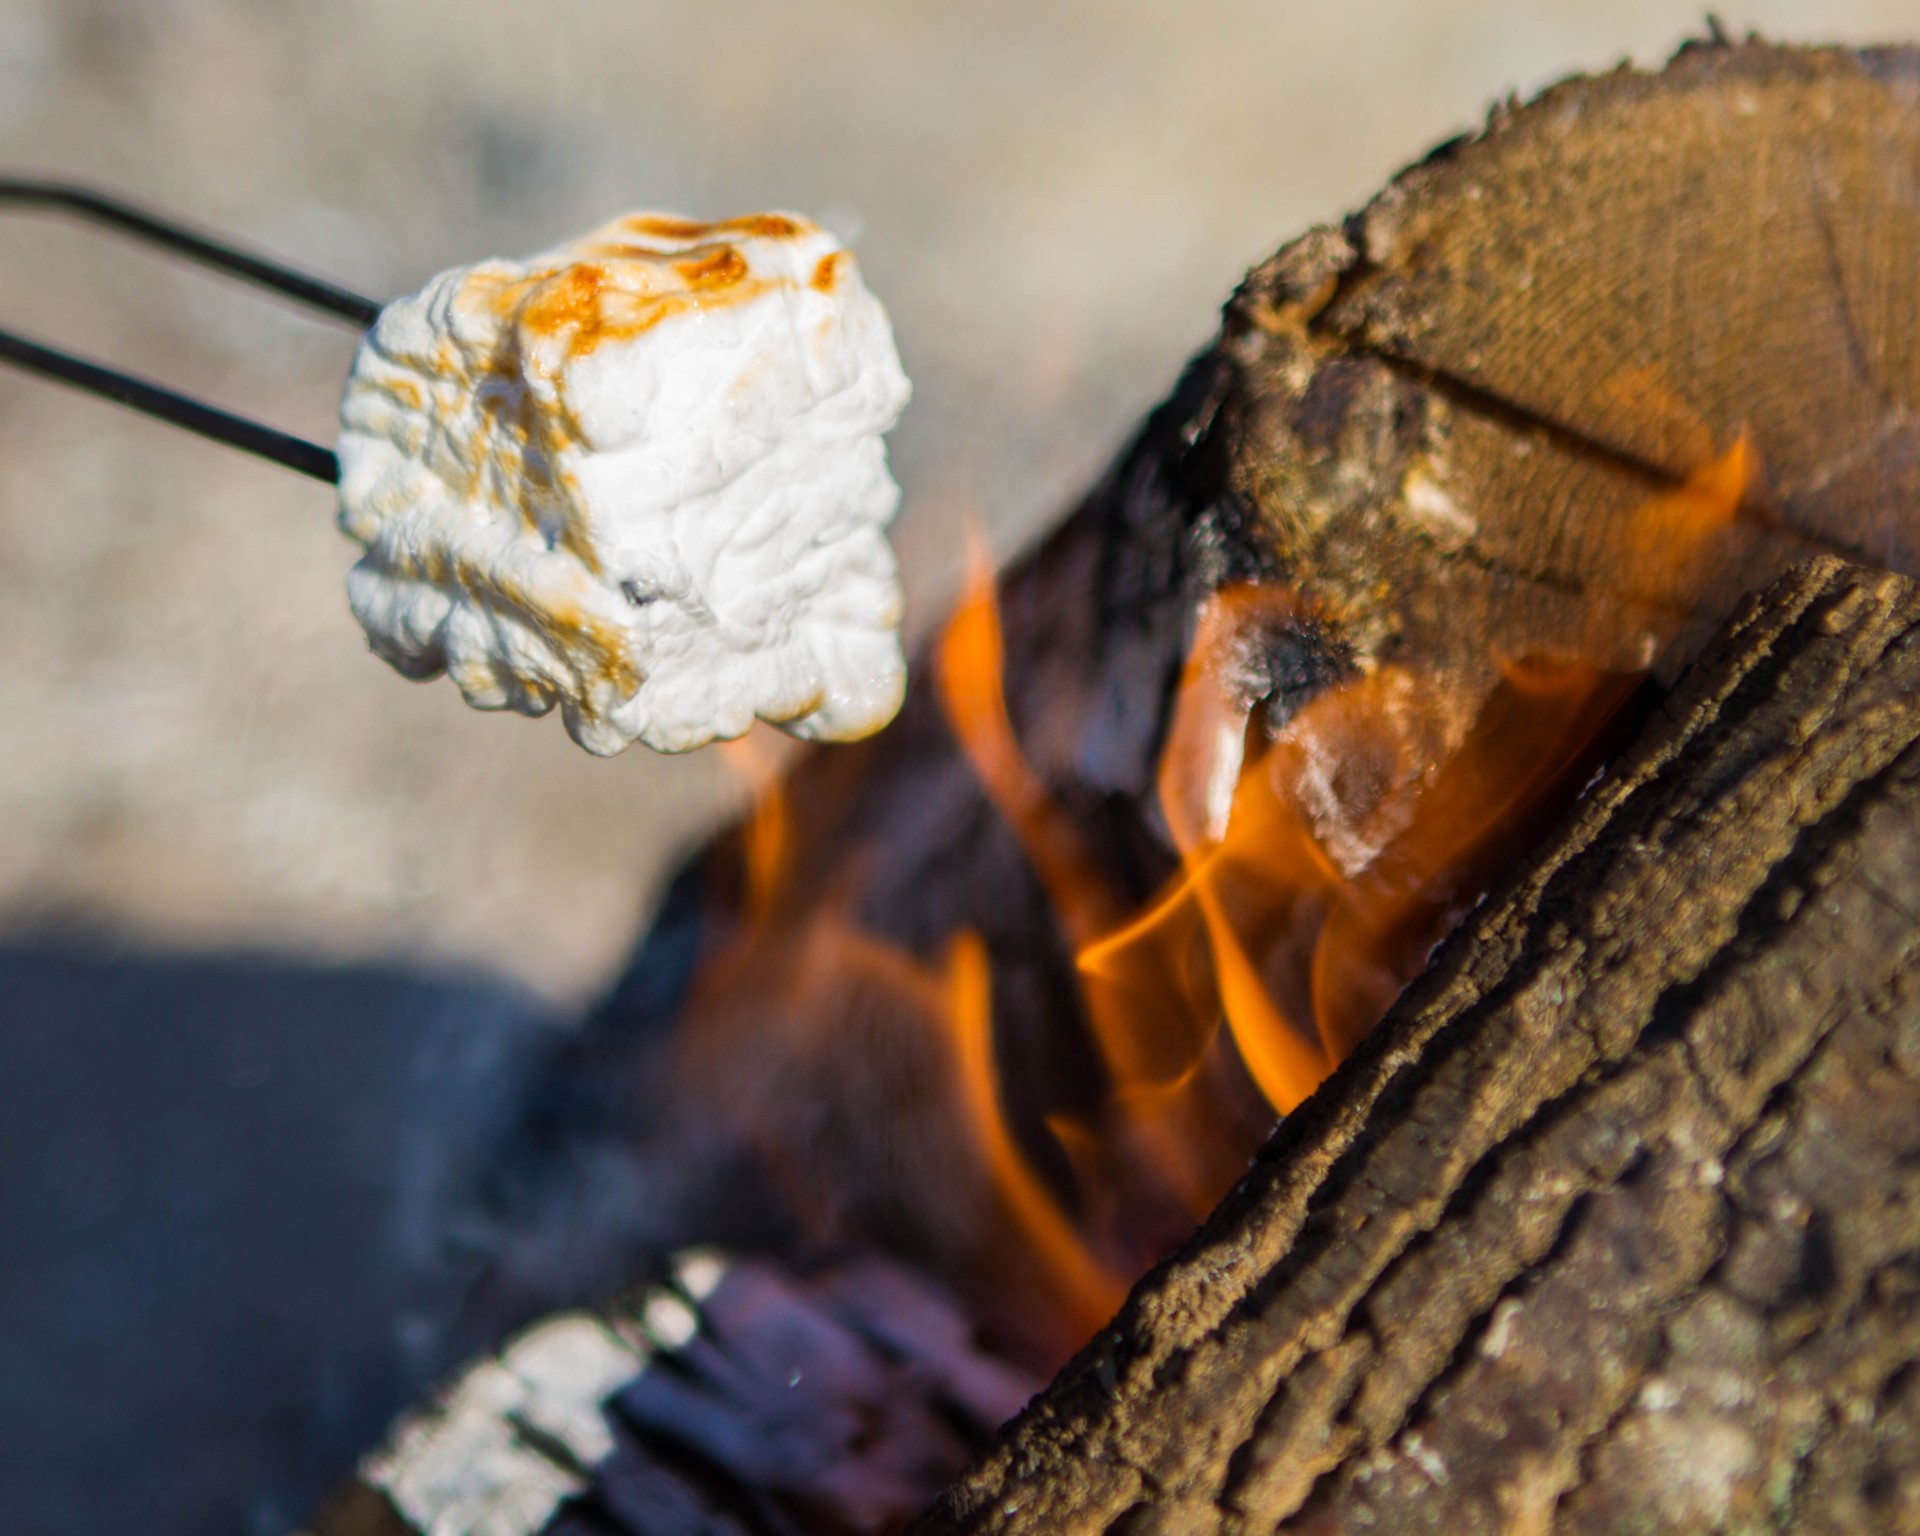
[0,937,565,1536]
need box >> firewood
[915,557,1920,1532]
[656,35,1920,1351]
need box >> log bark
[915,557,1920,1534]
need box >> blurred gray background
[1,0,1912,1003]
[1,4,1917,1533]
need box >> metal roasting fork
[0,178,383,483]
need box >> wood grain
[1218,39,1920,769]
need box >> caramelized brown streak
[390,542,639,699]
[622,212,804,242]
[675,245,750,290]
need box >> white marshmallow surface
[336,212,912,755]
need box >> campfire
[320,37,1920,1536]
[675,431,1756,1370]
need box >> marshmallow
[336,212,912,755]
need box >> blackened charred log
[314,1252,1038,1536]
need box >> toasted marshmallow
[336,212,912,755]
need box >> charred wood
[314,1251,1036,1536]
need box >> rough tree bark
[914,555,1920,1535]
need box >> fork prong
[0,177,380,480]
[0,177,381,326]
[0,324,340,482]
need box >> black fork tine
[0,326,344,482]
[0,177,387,482]
[0,178,381,324]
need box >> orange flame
[718,731,793,923]
[922,551,1617,1303]
[935,536,1245,1222]
[1301,655,1639,1058]
[921,436,1756,1310]
[933,532,1126,954]
[940,929,1126,1337]
[685,432,1761,1367]
[1590,428,1759,652]
[695,693,1124,1353]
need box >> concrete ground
[1,4,1916,1533]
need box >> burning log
[660,34,1920,1366]
[918,555,1920,1535]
